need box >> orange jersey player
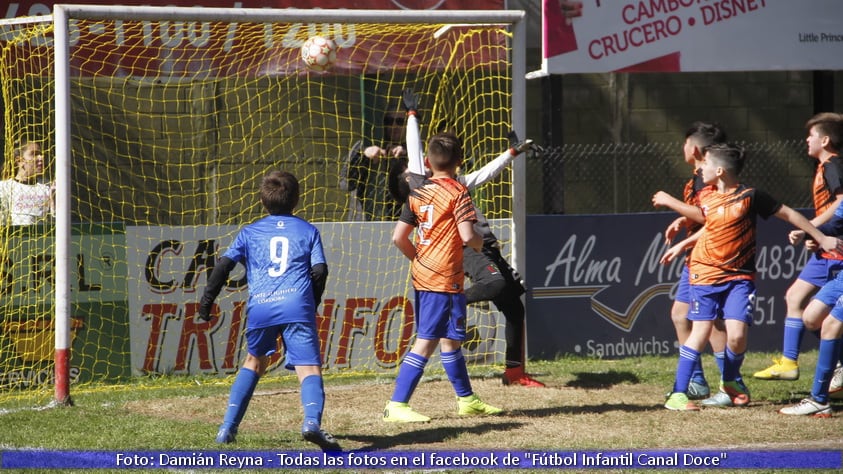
[383,131,503,423]
[661,143,839,411]
[755,112,843,382]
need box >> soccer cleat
[753,356,799,380]
[457,394,504,416]
[301,420,342,452]
[829,363,843,398]
[215,426,237,444]
[664,392,700,411]
[700,391,733,408]
[721,380,751,407]
[687,379,711,400]
[502,367,546,388]
[778,398,832,418]
[382,401,431,423]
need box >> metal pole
[52,4,72,406]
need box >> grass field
[1,351,842,472]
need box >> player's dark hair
[805,112,843,152]
[260,170,299,215]
[387,156,410,203]
[685,121,727,150]
[426,132,462,171]
[704,143,746,175]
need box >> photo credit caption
[1,449,840,469]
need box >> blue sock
[441,349,473,397]
[811,338,842,404]
[782,317,804,361]
[673,345,700,394]
[300,374,325,426]
[713,351,725,379]
[390,352,428,403]
[690,357,706,384]
[221,367,259,431]
[723,347,745,383]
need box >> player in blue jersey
[198,170,340,452]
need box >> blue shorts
[414,290,467,341]
[812,272,843,308]
[245,321,322,369]
[830,301,843,324]
[797,253,843,287]
[689,280,756,325]
[675,266,691,304]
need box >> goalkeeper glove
[401,89,420,119]
[508,130,535,155]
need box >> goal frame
[50,4,527,405]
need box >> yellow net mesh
[0,15,514,404]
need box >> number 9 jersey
[223,214,326,328]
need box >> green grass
[1,352,841,473]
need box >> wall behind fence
[528,140,813,215]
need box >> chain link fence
[527,140,813,215]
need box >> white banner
[127,222,506,375]
[541,0,843,73]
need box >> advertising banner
[525,212,814,359]
[127,223,505,375]
[0,224,130,388]
[541,0,843,73]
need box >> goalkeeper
[387,90,545,387]
[198,170,341,452]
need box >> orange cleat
[502,367,546,388]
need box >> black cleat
[302,421,342,452]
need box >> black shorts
[463,244,525,298]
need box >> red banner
[4,1,507,77]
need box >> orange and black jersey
[399,176,477,293]
[689,184,782,285]
[812,155,843,260]
[813,155,843,217]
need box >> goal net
[0,7,525,404]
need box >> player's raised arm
[461,131,533,190]
[403,89,425,175]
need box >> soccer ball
[301,35,338,72]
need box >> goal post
[3,5,526,405]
